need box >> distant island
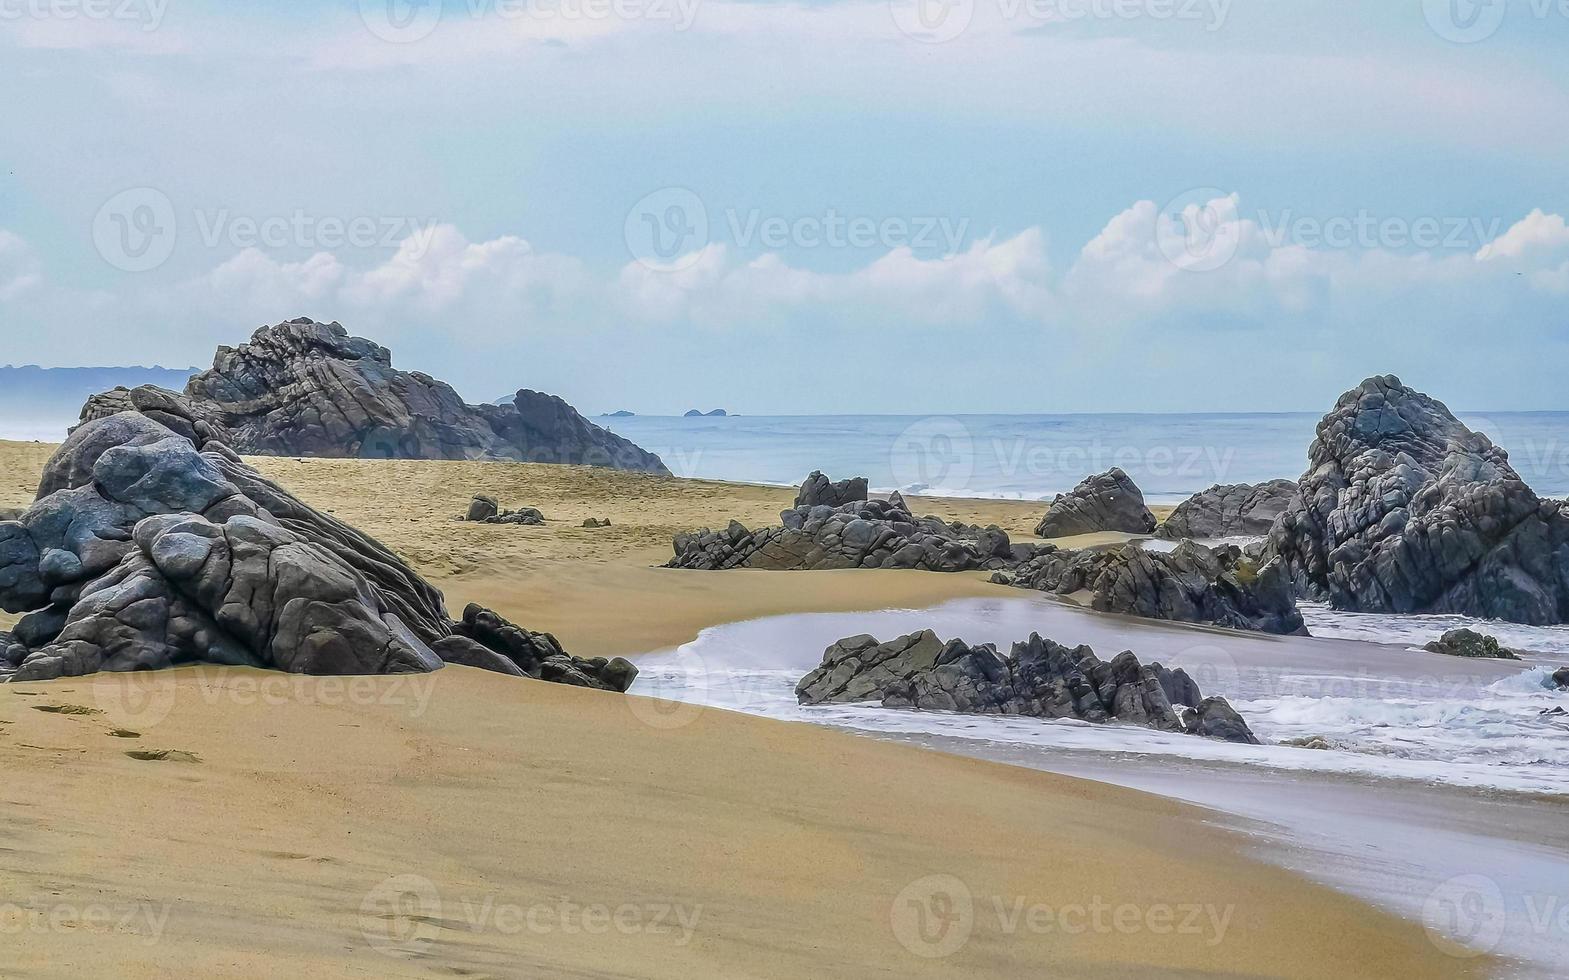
[602,410,636,418]
[684,409,729,417]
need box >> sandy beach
[0,442,1494,976]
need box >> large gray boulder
[1157,480,1298,540]
[796,629,1259,743]
[1035,468,1157,538]
[1003,540,1306,635]
[1266,375,1569,623]
[0,409,636,692]
[794,471,868,508]
[79,318,669,474]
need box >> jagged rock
[450,603,637,692]
[1553,668,1569,690]
[668,493,1039,573]
[1422,628,1522,660]
[795,629,1259,743]
[1035,468,1157,538]
[0,409,635,692]
[1157,480,1298,540]
[794,471,868,509]
[467,495,500,522]
[1008,541,1306,635]
[0,508,23,522]
[582,517,611,528]
[1265,375,1569,623]
[78,318,669,474]
[464,501,543,526]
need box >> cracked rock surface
[1265,375,1569,623]
[80,318,668,474]
[796,629,1259,743]
[1156,480,1298,540]
[1035,468,1157,538]
[1,406,636,692]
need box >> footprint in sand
[125,749,201,763]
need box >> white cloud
[1477,209,1569,262]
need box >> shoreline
[0,441,1521,976]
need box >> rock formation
[1266,375,1569,624]
[1156,480,1297,539]
[1035,468,1157,538]
[78,318,669,475]
[794,471,868,509]
[796,629,1259,743]
[0,404,636,691]
[464,495,543,525]
[1422,628,1522,660]
[1000,541,1306,635]
[665,492,1304,633]
[667,493,1039,573]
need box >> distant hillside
[0,365,199,441]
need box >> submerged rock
[1156,480,1298,540]
[1265,375,1569,624]
[1035,468,1157,538]
[1005,540,1306,635]
[795,629,1259,743]
[79,318,669,474]
[794,471,868,509]
[1422,628,1522,660]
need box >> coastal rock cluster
[1265,375,1569,623]
[665,472,1305,632]
[1156,480,1297,540]
[796,629,1259,743]
[79,318,669,474]
[794,470,868,508]
[999,541,1306,635]
[667,492,1037,573]
[1035,468,1157,538]
[1422,628,1522,660]
[465,495,544,525]
[0,405,636,691]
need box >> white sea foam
[632,596,1569,796]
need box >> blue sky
[1,0,1566,414]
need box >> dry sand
[0,442,1492,977]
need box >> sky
[1,0,1567,415]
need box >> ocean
[10,409,1569,504]
[599,411,1569,503]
